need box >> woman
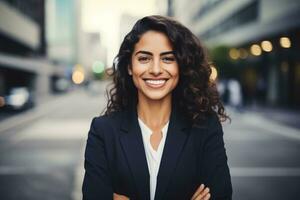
[82,15,232,200]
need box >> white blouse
[138,118,170,200]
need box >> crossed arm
[113,184,211,200]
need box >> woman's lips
[144,79,168,88]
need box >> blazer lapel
[154,105,190,200]
[119,106,150,200]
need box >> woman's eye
[138,56,150,62]
[162,57,175,63]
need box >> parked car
[4,87,35,111]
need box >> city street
[0,83,107,200]
[224,109,300,199]
[0,81,299,200]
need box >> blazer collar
[119,103,190,200]
[120,101,190,132]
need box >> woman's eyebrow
[160,51,174,56]
[134,50,174,56]
[135,51,152,56]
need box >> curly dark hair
[103,15,229,123]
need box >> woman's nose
[149,59,162,75]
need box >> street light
[92,61,105,74]
[250,44,262,56]
[261,40,273,52]
[229,48,239,60]
[210,65,218,81]
[280,37,291,48]
[72,64,85,84]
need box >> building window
[202,0,259,39]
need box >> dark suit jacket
[82,105,232,200]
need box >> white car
[5,87,34,110]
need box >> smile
[144,79,168,88]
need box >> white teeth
[145,80,166,85]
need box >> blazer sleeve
[82,117,113,200]
[201,114,233,200]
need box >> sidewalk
[225,105,300,141]
[0,89,79,134]
[243,105,300,130]
[0,79,110,134]
[0,87,92,200]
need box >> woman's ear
[128,66,132,75]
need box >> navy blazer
[82,105,232,200]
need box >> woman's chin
[140,91,172,101]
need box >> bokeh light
[72,71,85,84]
[210,65,218,81]
[72,64,85,84]
[261,40,273,52]
[250,44,262,56]
[280,37,291,48]
[92,61,105,74]
[229,48,239,60]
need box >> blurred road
[0,82,107,200]
[0,81,299,200]
[224,109,300,199]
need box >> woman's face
[129,30,179,101]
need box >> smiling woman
[82,15,232,200]
[129,31,179,101]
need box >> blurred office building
[168,0,300,109]
[0,0,92,109]
[0,0,50,108]
[48,0,106,84]
[46,0,84,92]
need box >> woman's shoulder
[193,111,221,129]
[90,110,126,130]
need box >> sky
[81,0,159,67]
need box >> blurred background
[0,0,299,199]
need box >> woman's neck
[137,95,172,132]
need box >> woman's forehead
[133,31,173,54]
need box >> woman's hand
[191,184,211,200]
[113,193,130,200]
